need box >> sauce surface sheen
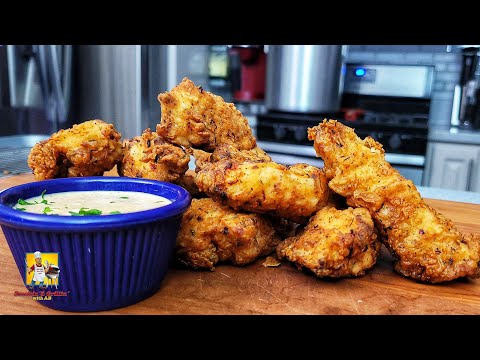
[13,190,172,216]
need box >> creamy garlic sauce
[13,190,172,216]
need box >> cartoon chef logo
[25,251,60,290]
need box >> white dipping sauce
[13,190,172,216]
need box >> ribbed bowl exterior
[2,215,181,312]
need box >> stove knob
[389,133,402,150]
[294,127,305,142]
[273,125,286,140]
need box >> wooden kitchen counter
[1,172,480,315]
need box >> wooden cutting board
[1,173,479,315]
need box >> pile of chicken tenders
[28,77,480,284]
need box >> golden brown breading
[308,119,480,283]
[209,143,272,163]
[157,77,256,151]
[277,205,381,278]
[28,119,123,180]
[27,140,68,179]
[174,170,205,198]
[118,128,189,183]
[194,149,331,223]
[176,198,281,270]
[190,144,271,173]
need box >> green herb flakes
[69,208,103,216]
[43,207,53,214]
[18,199,36,205]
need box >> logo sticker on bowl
[13,251,68,301]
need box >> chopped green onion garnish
[43,207,53,214]
[69,208,102,216]
[119,196,129,199]
[40,190,48,204]
[109,211,121,215]
[18,199,36,205]
[16,207,26,211]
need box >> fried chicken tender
[182,142,271,197]
[308,119,480,283]
[190,143,271,172]
[277,205,381,278]
[208,143,271,162]
[193,144,331,223]
[174,170,205,198]
[28,119,123,180]
[176,198,281,270]
[157,77,256,151]
[118,128,189,182]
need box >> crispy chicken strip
[190,143,271,172]
[157,77,256,151]
[190,144,296,236]
[28,119,123,180]
[118,128,189,183]
[174,170,206,198]
[208,143,271,162]
[308,119,480,283]
[194,144,331,223]
[277,205,381,278]
[183,143,270,198]
[176,198,281,270]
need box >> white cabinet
[424,142,480,191]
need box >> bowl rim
[0,176,191,232]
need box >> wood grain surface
[1,172,479,315]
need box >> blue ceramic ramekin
[0,176,191,312]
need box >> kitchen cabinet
[424,142,480,192]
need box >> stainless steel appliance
[0,45,72,136]
[0,45,72,177]
[257,63,435,186]
[458,46,479,127]
[265,45,344,113]
[450,46,480,128]
[75,45,210,140]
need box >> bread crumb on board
[262,256,281,267]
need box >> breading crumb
[262,256,281,267]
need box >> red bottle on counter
[228,45,266,102]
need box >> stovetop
[257,110,429,129]
[257,111,429,156]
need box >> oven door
[259,141,425,187]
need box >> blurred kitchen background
[2,44,480,195]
